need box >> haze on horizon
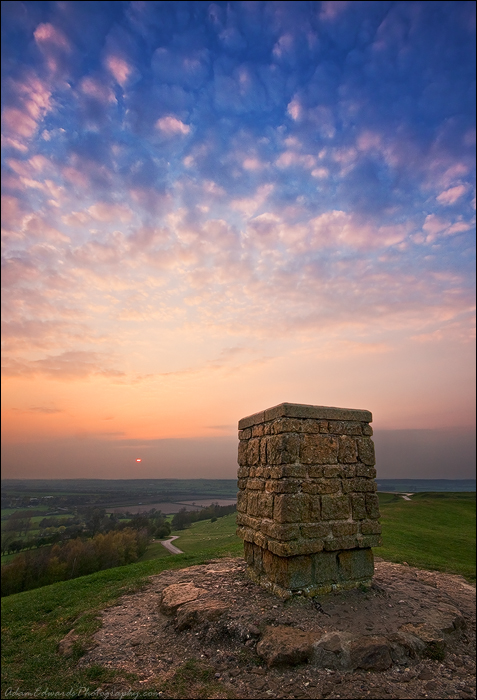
[1,2,475,481]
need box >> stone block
[236,526,255,543]
[338,436,358,463]
[248,438,261,465]
[239,428,252,440]
[258,492,274,519]
[301,434,338,464]
[360,520,382,535]
[342,478,376,493]
[274,493,310,523]
[356,465,377,478]
[365,493,380,519]
[261,521,300,541]
[265,479,301,494]
[357,437,376,465]
[331,522,358,537]
[308,495,321,521]
[270,465,307,479]
[337,548,374,582]
[238,441,248,466]
[301,522,330,539]
[328,421,362,435]
[262,550,314,589]
[323,465,341,478]
[236,512,260,529]
[266,434,301,464]
[350,494,367,520]
[237,491,248,512]
[357,534,381,548]
[247,478,265,490]
[307,465,324,478]
[341,465,356,478]
[312,550,340,584]
[270,417,305,434]
[237,465,250,478]
[321,495,350,520]
[362,424,373,436]
[302,478,340,495]
[324,535,358,551]
[268,538,324,557]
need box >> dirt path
[160,535,183,554]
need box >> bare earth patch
[75,558,476,699]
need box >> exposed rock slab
[256,625,319,667]
[159,582,204,614]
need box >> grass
[375,491,476,581]
[170,513,243,557]
[1,494,475,698]
[1,549,237,698]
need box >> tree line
[1,508,172,596]
[1,528,148,597]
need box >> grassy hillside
[375,491,476,581]
[2,495,475,697]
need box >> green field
[1,493,475,698]
[375,491,476,581]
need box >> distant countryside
[1,479,475,598]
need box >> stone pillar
[236,403,381,597]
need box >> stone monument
[236,402,381,597]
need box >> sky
[1,1,475,480]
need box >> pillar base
[244,541,374,598]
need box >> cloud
[33,22,72,74]
[105,55,133,87]
[156,115,191,135]
[436,184,469,205]
[2,351,124,381]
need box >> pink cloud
[156,115,190,135]
[80,76,116,104]
[436,184,468,205]
[33,23,72,74]
[105,55,133,87]
[276,151,316,169]
[2,108,37,138]
[88,202,133,223]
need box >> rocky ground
[72,557,476,699]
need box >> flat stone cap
[238,402,372,429]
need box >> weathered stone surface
[365,493,381,519]
[301,434,338,464]
[175,600,229,631]
[350,494,367,520]
[274,493,310,523]
[342,477,377,493]
[357,437,376,465]
[399,623,446,659]
[260,521,300,541]
[338,435,358,463]
[266,434,301,464]
[337,548,374,580]
[360,520,382,535]
[238,403,372,429]
[256,625,319,667]
[321,495,350,520]
[159,583,204,614]
[349,636,393,671]
[331,522,358,537]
